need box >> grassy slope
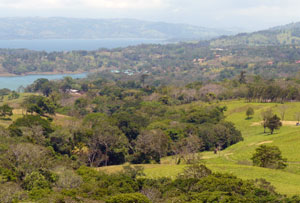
[2,95,300,195]
[0,93,74,127]
[99,100,300,196]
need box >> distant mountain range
[0,17,236,41]
[210,22,300,47]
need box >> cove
[0,73,88,90]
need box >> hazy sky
[0,0,300,31]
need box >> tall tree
[261,109,273,133]
[89,123,127,166]
[251,145,287,169]
[246,107,254,119]
[239,71,246,84]
[266,115,282,134]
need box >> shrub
[23,171,51,191]
[251,145,287,169]
[178,164,212,179]
[106,193,150,203]
[246,107,254,119]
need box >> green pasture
[99,100,300,196]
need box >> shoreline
[0,70,92,77]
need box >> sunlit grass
[98,100,300,196]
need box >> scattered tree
[246,107,254,119]
[239,71,247,84]
[8,91,20,100]
[0,104,13,118]
[251,145,287,169]
[261,109,273,133]
[266,115,282,134]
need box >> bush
[23,171,51,191]
[251,145,287,169]
[246,107,254,119]
[10,115,53,136]
[54,167,82,189]
[106,193,150,203]
[0,182,27,203]
[178,164,212,179]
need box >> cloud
[0,0,299,30]
[0,0,166,9]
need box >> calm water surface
[0,39,165,90]
[0,73,88,90]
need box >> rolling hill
[0,17,235,41]
[211,22,300,47]
[98,100,300,196]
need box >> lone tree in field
[251,145,287,169]
[266,115,282,134]
[261,109,273,133]
[246,107,254,119]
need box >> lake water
[0,38,164,90]
[0,73,88,90]
[0,39,165,52]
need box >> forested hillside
[0,17,234,40]
[1,43,300,84]
[211,22,300,46]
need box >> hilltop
[211,21,300,46]
[0,17,235,41]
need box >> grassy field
[0,93,75,127]
[98,100,300,196]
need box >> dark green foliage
[8,91,20,100]
[59,165,292,202]
[49,130,73,155]
[113,112,149,141]
[196,121,243,150]
[0,104,13,118]
[239,71,247,84]
[266,115,282,134]
[30,78,54,97]
[23,171,52,190]
[186,106,226,124]
[10,115,53,136]
[8,125,23,137]
[106,193,151,203]
[252,145,287,169]
[261,109,273,133]
[23,95,56,116]
[0,167,17,182]
[74,166,139,200]
[246,107,254,119]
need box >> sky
[0,0,300,31]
